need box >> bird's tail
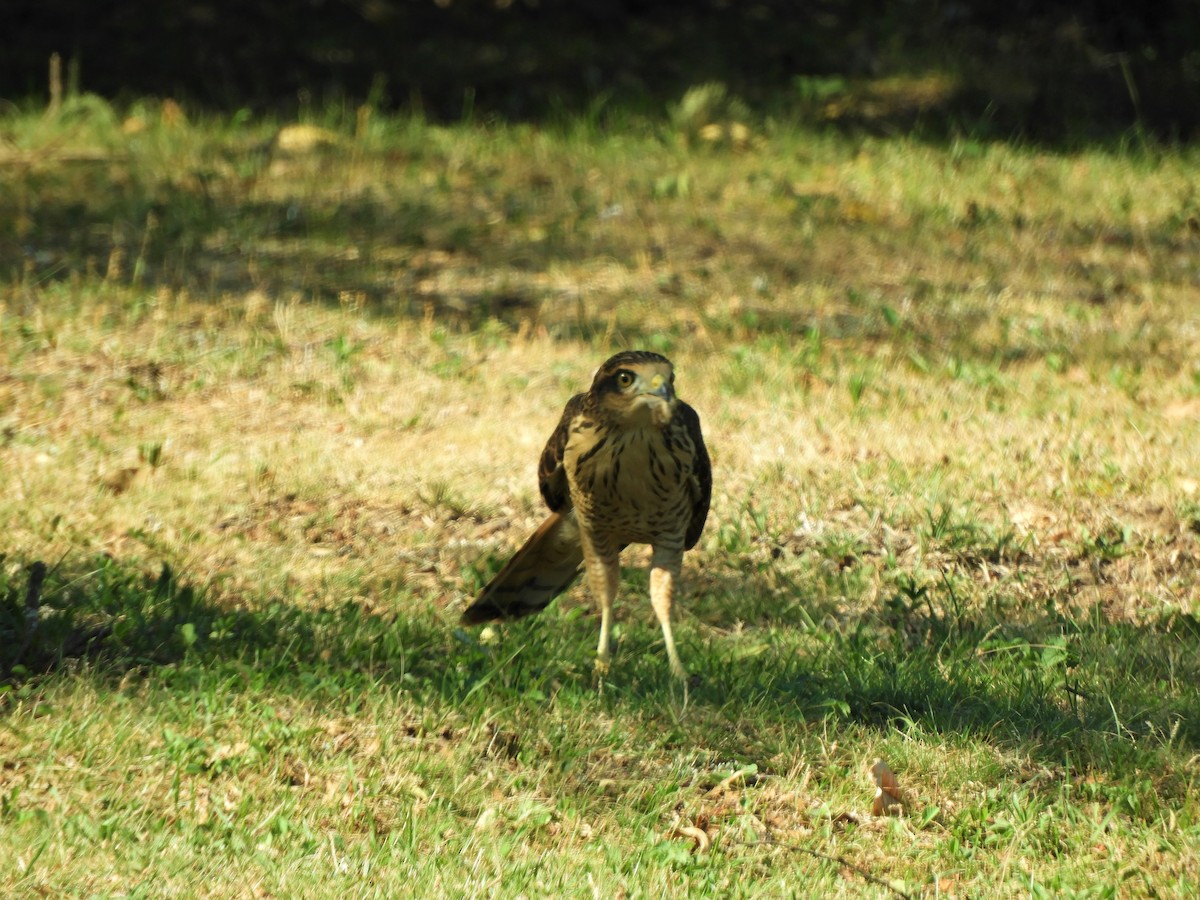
[461,510,584,625]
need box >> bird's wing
[538,391,588,511]
[678,401,712,550]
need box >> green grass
[2,94,1200,895]
[2,556,1196,896]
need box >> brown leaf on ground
[668,812,713,852]
[870,758,905,816]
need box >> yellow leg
[649,548,687,681]
[585,552,619,675]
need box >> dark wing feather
[461,510,583,624]
[678,401,712,550]
[538,391,588,511]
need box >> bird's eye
[616,371,634,389]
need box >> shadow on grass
[8,149,1198,378]
[4,551,1198,786]
[695,554,1200,756]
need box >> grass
[2,93,1200,896]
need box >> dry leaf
[668,812,712,852]
[870,758,905,816]
[677,823,711,852]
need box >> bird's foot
[592,653,611,690]
[667,671,690,716]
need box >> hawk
[462,350,711,681]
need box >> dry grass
[2,97,1200,896]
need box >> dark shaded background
[3,1,1199,142]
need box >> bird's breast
[564,420,698,548]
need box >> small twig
[756,835,912,899]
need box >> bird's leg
[649,546,687,681]
[584,547,620,676]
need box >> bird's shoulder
[538,390,591,511]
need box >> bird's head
[591,350,678,428]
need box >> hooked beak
[646,373,674,401]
